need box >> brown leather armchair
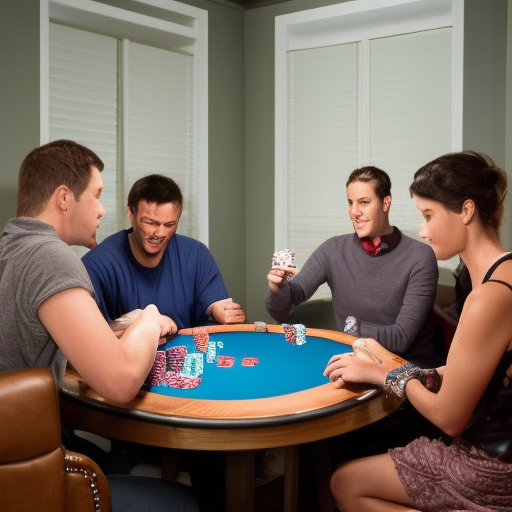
[0,367,111,512]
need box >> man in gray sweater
[266,165,443,368]
[266,166,445,463]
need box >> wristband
[384,362,421,398]
[384,363,442,398]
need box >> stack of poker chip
[206,340,217,364]
[193,328,209,352]
[148,350,167,386]
[182,353,204,377]
[283,323,306,345]
[167,345,187,373]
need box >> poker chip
[271,248,298,277]
[148,350,167,385]
[217,355,235,368]
[295,323,306,345]
[282,323,307,346]
[283,323,297,344]
[241,357,259,367]
[182,353,204,377]
[166,371,202,389]
[166,345,187,372]
[206,341,217,364]
[193,328,209,352]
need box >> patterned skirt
[389,437,512,512]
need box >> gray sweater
[266,231,441,367]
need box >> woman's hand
[324,338,404,389]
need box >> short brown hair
[346,166,391,202]
[127,174,183,214]
[17,139,104,217]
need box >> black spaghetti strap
[486,279,512,293]
[482,253,512,283]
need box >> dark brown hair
[346,166,392,202]
[409,151,507,237]
[17,139,104,217]
[127,174,183,214]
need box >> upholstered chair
[0,367,110,512]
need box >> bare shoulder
[39,287,97,317]
[461,280,512,341]
[38,288,113,348]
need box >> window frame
[40,0,209,244]
[274,0,464,271]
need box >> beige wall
[0,0,41,225]
[0,0,511,323]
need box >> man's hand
[208,298,246,325]
[267,269,287,293]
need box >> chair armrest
[65,450,111,512]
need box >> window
[275,0,463,298]
[41,0,208,254]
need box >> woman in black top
[325,151,512,512]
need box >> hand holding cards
[271,248,298,278]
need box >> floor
[76,431,328,512]
[131,447,326,512]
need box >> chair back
[0,367,110,512]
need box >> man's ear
[126,205,136,225]
[55,185,71,212]
[382,195,392,213]
[461,199,475,225]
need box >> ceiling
[211,0,292,9]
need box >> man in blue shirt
[82,174,245,330]
[82,174,245,510]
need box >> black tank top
[460,253,512,461]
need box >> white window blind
[49,23,197,252]
[49,23,119,241]
[126,42,197,238]
[287,43,359,299]
[278,0,461,299]
[369,28,452,237]
[43,0,207,256]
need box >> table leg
[311,440,334,512]
[225,450,255,512]
[283,445,299,512]
[161,449,179,481]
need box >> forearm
[265,283,294,321]
[207,298,246,324]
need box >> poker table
[59,323,404,512]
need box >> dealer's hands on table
[324,338,398,389]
